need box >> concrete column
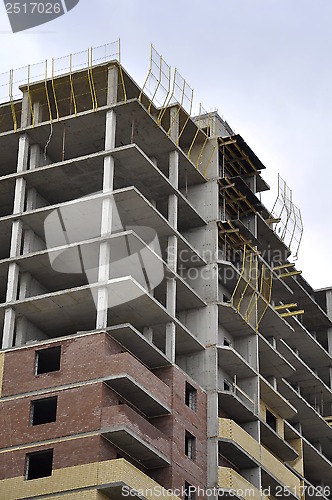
[149,157,158,209]
[165,108,179,363]
[29,142,49,170]
[2,133,29,348]
[105,110,116,152]
[32,102,41,125]
[29,145,40,170]
[13,178,26,214]
[169,107,179,144]
[143,327,153,342]
[17,134,29,173]
[22,229,45,255]
[96,80,117,329]
[168,195,178,230]
[165,322,176,361]
[15,317,27,346]
[26,188,38,211]
[107,65,118,107]
[167,235,178,273]
[166,277,176,316]
[2,309,16,349]
[169,150,179,188]
[326,290,332,319]
[323,291,332,388]
[19,273,32,300]
[20,92,31,128]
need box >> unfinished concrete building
[0,42,331,500]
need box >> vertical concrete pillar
[143,327,153,342]
[15,317,28,346]
[2,130,29,348]
[20,92,32,129]
[32,102,41,125]
[165,107,179,362]
[325,290,332,388]
[107,65,118,106]
[96,66,118,330]
[149,157,158,209]
[29,145,40,170]
[18,273,32,300]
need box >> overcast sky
[0,0,331,289]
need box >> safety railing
[1,42,217,178]
[270,174,303,260]
[139,45,217,178]
[0,40,126,132]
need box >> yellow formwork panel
[288,438,304,476]
[218,418,301,495]
[219,418,261,461]
[218,467,269,500]
[260,446,300,493]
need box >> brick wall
[151,367,207,495]
[0,435,116,480]
[0,331,208,495]
[1,332,121,396]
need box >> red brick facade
[0,332,207,495]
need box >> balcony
[218,302,257,336]
[98,458,181,499]
[218,384,257,423]
[0,229,205,309]
[278,338,332,406]
[218,299,293,340]
[104,352,171,417]
[0,276,204,354]
[218,418,300,498]
[260,419,298,462]
[258,333,295,379]
[101,405,171,468]
[2,143,205,231]
[218,418,260,468]
[282,314,332,379]
[0,458,181,500]
[260,376,297,419]
[218,345,257,378]
[0,185,206,271]
[218,467,268,500]
[302,438,332,489]
[278,378,332,457]
[218,255,293,304]
[281,273,332,332]
[112,98,206,189]
[106,324,171,369]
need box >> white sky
[0,0,331,289]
